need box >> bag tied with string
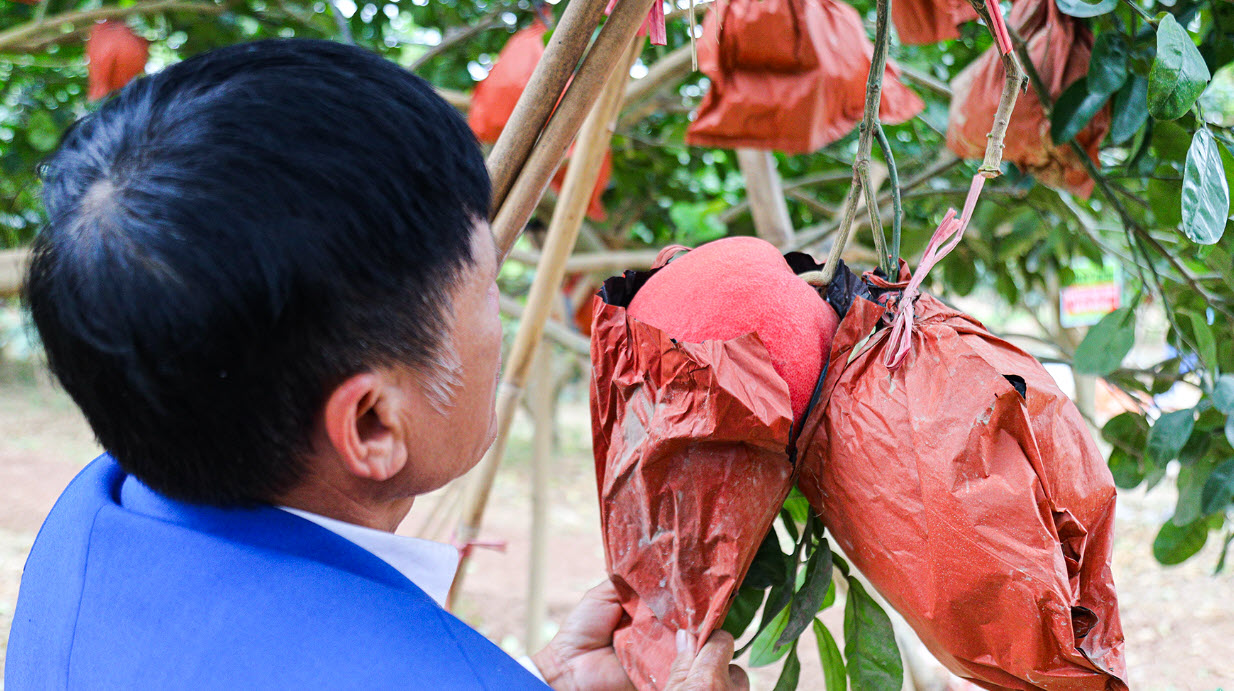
[794,179,1128,689]
[589,240,839,690]
[685,0,924,154]
[946,0,1109,197]
[892,0,978,45]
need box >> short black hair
[24,39,490,505]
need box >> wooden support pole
[0,249,28,299]
[506,246,663,274]
[493,0,653,260]
[486,0,610,217]
[524,347,554,652]
[449,37,642,608]
[735,148,795,248]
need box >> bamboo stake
[0,249,27,298]
[486,0,610,217]
[507,246,663,274]
[525,347,554,652]
[449,37,641,608]
[736,149,795,248]
[493,0,653,260]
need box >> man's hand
[531,580,749,691]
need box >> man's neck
[276,481,414,533]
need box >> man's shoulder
[6,456,545,690]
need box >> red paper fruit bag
[795,253,1127,690]
[590,245,830,690]
[467,21,610,219]
[87,21,149,101]
[946,0,1109,197]
[686,0,924,154]
[892,0,978,45]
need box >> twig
[0,0,227,53]
[874,123,903,270]
[896,64,952,98]
[327,0,354,45]
[1121,0,1155,24]
[410,8,506,71]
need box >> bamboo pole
[499,293,590,356]
[493,0,653,260]
[506,246,663,274]
[736,149,795,248]
[524,347,554,652]
[448,37,642,608]
[486,0,610,217]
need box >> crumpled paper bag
[795,261,1128,690]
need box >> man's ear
[322,372,409,482]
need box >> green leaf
[1147,408,1196,465]
[1073,308,1136,375]
[771,645,801,691]
[1055,0,1116,17]
[1108,448,1146,489]
[779,539,834,646]
[1186,311,1219,371]
[1088,33,1129,97]
[723,587,766,638]
[745,530,788,590]
[1228,417,1234,448]
[1051,78,1112,145]
[1201,458,1234,515]
[1153,518,1209,565]
[1181,128,1230,244]
[1110,75,1145,144]
[813,620,847,691]
[1212,375,1234,413]
[1216,531,1234,574]
[749,603,793,667]
[1148,14,1212,121]
[843,579,903,691]
[1110,77,1149,145]
[1173,461,1212,526]
[25,110,59,153]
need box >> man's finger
[584,578,622,605]
[728,664,750,691]
[664,629,697,687]
[690,630,736,676]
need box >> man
[9,39,748,690]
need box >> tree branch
[0,0,227,53]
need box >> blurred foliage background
[2,0,1234,575]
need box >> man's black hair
[23,39,491,505]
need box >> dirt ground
[0,361,1230,690]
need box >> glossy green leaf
[1088,33,1129,97]
[744,530,788,590]
[779,539,834,646]
[1186,311,1219,371]
[1172,461,1212,526]
[1074,308,1136,375]
[1055,0,1116,17]
[1052,78,1112,145]
[1212,375,1234,414]
[1108,448,1147,489]
[722,587,765,638]
[843,579,903,691]
[771,645,801,691]
[813,619,847,691]
[1148,14,1212,121]
[749,603,793,667]
[1181,129,1230,244]
[1201,458,1234,515]
[1147,409,1196,465]
[1110,76,1150,145]
[1153,518,1209,565]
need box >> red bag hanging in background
[892,0,978,45]
[686,0,924,154]
[467,21,610,220]
[795,240,1127,689]
[86,21,149,101]
[590,239,839,690]
[946,0,1109,197]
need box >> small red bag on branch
[892,0,978,45]
[946,0,1109,197]
[794,217,1127,689]
[686,0,924,154]
[467,21,610,220]
[590,238,838,690]
[86,21,149,101]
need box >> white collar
[278,506,458,607]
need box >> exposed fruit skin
[628,236,839,421]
